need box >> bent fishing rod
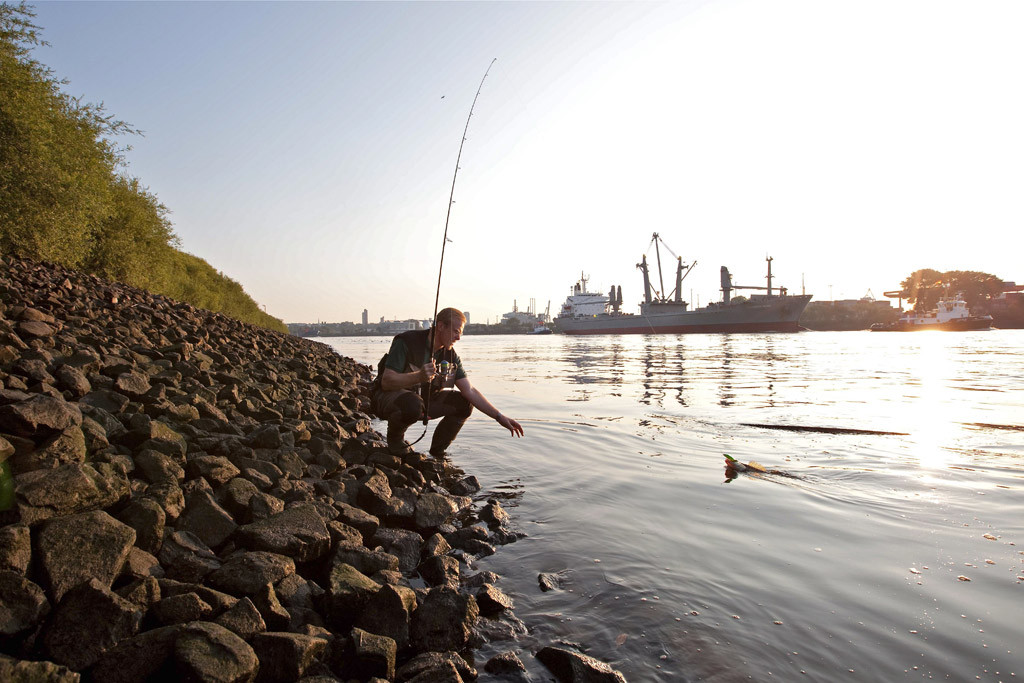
[410,58,497,445]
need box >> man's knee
[390,392,425,424]
[453,395,473,421]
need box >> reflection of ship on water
[554,233,812,335]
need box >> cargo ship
[553,234,812,335]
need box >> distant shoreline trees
[899,269,1004,312]
[0,2,285,332]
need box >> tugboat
[553,233,812,335]
[870,294,993,331]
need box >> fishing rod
[411,58,497,444]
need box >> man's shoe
[386,420,413,456]
[388,440,414,456]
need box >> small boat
[870,294,992,331]
[529,321,553,335]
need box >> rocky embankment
[0,255,626,682]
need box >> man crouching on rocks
[371,307,524,457]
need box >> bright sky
[31,0,1024,324]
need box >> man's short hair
[436,307,466,328]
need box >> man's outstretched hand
[497,414,524,437]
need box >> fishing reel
[431,360,455,390]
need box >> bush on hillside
[0,2,286,333]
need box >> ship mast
[653,232,665,302]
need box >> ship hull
[554,295,812,335]
[870,317,993,332]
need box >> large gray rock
[479,499,511,528]
[0,394,82,437]
[349,627,396,681]
[250,631,328,683]
[157,530,221,583]
[144,479,186,522]
[0,654,80,682]
[176,490,238,550]
[251,583,290,631]
[410,587,479,653]
[219,477,260,518]
[206,551,295,597]
[174,622,260,679]
[25,426,87,470]
[158,579,238,613]
[354,583,416,650]
[41,578,142,671]
[113,371,151,399]
[330,541,400,577]
[79,389,130,415]
[0,570,50,638]
[153,592,214,626]
[234,503,330,562]
[34,510,136,602]
[535,646,627,683]
[54,364,91,398]
[185,455,240,487]
[486,650,528,676]
[356,469,391,517]
[414,492,458,530]
[122,546,163,580]
[326,519,363,547]
[418,555,460,589]
[0,523,31,574]
[116,498,166,554]
[396,651,477,682]
[273,573,323,613]
[134,448,185,484]
[333,502,379,542]
[321,563,380,631]
[90,622,259,683]
[17,320,56,338]
[79,416,110,453]
[14,462,130,524]
[372,528,423,573]
[215,597,266,640]
[476,583,514,616]
[116,576,161,610]
[245,491,285,523]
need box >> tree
[0,3,286,333]
[900,268,1003,311]
[0,2,130,266]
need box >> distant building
[361,309,368,326]
[800,297,897,331]
[378,319,423,335]
[501,299,539,326]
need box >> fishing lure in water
[723,454,766,473]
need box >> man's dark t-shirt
[382,329,467,391]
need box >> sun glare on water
[902,335,963,471]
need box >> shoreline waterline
[324,331,1024,681]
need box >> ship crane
[720,256,788,304]
[638,233,696,305]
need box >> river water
[322,331,1024,682]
